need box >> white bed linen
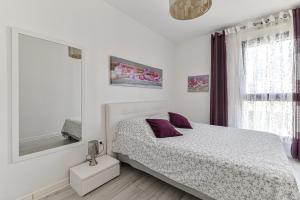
[112,117,300,200]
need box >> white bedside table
[70,155,120,196]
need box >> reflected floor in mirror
[19,136,78,156]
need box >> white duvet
[112,117,300,200]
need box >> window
[241,32,294,137]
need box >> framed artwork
[188,75,209,92]
[110,56,163,89]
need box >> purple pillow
[168,112,192,129]
[146,119,182,138]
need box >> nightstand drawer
[82,164,120,195]
[70,155,120,196]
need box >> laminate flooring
[34,159,300,200]
[40,164,200,200]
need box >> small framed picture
[188,75,209,92]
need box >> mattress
[112,117,300,200]
[61,117,82,141]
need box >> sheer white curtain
[226,11,294,154]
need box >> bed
[61,117,82,141]
[105,101,300,200]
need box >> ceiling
[104,0,300,43]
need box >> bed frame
[105,101,214,200]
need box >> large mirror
[12,28,84,162]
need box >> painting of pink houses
[188,75,209,92]
[110,56,163,89]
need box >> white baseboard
[17,178,69,200]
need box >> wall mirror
[11,28,84,162]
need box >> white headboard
[105,101,168,156]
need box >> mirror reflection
[18,33,82,156]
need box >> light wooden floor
[41,164,201,200]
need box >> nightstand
[70,155,120,196]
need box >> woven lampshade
[170,0,212,20]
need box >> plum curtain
[210,31,228,126]
[291,8,300,160]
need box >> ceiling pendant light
[169,0,212,20]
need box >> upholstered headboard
[105,101,168,156]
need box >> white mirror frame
[11,27,85,163]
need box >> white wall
[0,0,174,199]
[171,35,211,123]
[19,34,82,140]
